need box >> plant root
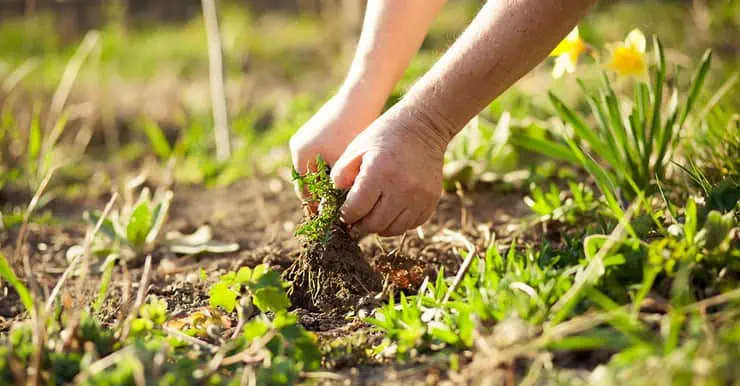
[284,225,382,312]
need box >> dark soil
[1,173,532,383]
[284,224,383,312]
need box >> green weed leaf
[126,201,152,247]
[141,120,172,160]
[209,282,238,312]
[249,269,290,313]
[695,210,734,250]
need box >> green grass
[0,1,739,384]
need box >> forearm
[340,0,447,112]
[400,0,596,143]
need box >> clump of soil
[284,223,382,312]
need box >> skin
[291,0,596,236]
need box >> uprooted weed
[284,157,382,311]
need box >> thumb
[331,150,363,190]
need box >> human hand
[330,104,451,236]
[289,89,383,206]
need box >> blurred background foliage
[0,0,737,184]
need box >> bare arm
[340,0,448,113]
[289,0,446,184]
[400,0,597,143]
[331,0,597,236]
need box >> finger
[356,194,403,235]
[337,162,383,225]
[379,208,414,237]
[330,150,363,190]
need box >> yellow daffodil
[607,29,648,77]
[550,26,587,79]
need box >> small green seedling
[525,181,597,224]
[292,156,347,244]
[81,181,237,260]
[84,186,173,256]
[209,264,291,314]
[130,296,169,337]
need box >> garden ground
[1,1,739,385]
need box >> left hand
[330,104,450,236]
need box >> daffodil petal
[552,54,575,79]
[625,29,646,53]
[566,26,580,41]
[550,26,581,57]
[552,63,565,79]
[550,40,571,57]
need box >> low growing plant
[80,182,237,261]
[524,181,598,224]
[83,185,173,257]
[443,113,519,191]
[367,242,578,359]
[209,264,291,314]
[0,263,320,385]
[0,100,69,192]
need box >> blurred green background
[0,0,737,181]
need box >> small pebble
[185,272,200,283]
[268,178,283,193]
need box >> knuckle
[372,155,396,178]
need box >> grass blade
[602,77,641,181]
[0,252,34,312]
[654,89,679,176]
[582,86,623,168]
[561,135,622,215]
[27,107,41,174]
[93,254,118,313]
[509,133,579,164]
[585,287,650,344]
[679,49,712,127]
[141,119,172,161]
[646,36,666,159]
[549,91,620,169]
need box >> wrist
[394,93,459,149]
[388,98,456,156]
[339,65,396,111]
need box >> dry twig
[201,0,232,161]
[45,193,118,312]
[119,255,153,341]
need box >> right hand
[289,89,382,205]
